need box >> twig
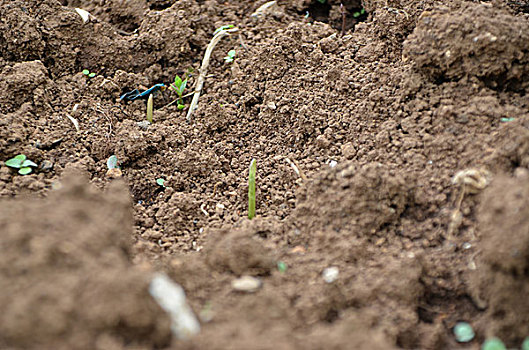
[251,1,277,19]
[186,27,239,123]
[340,3,346,37]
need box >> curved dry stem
[186,27,239,123]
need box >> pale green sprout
[482,338,506,350]
[106,155,119,170]
[5,154,37,175]
[156,178,166,187]
[170,74,187,110]
[224,49,236,63]
[147,94,154,123]
[248,159,256,219]
[214,24,234,35]
[82,69,96,78]
[454,322,474,343]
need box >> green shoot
[522,337,529,350]
[316,0,326,3]
[82,69,96,78]
[214,24,234,35]
[5,154,37,175]
[106,155,119,170]
[147,94,154,123]
[500,117,515,122]
[248,159,256,219]
[277,261,287,273]
[353,8,366,18]
[224,49,236,63]
[156,178,166,187]
[482,338,506,350]
[169,74,187,110]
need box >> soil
[1,0,529,349]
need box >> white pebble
[231,276,262,293]
[322,266,339,283]
[149,273,201,340]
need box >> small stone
[231,275,262,293]
[316,134,330,148]
[137,120,151,130]
[106,168,122,178]
[40,160,54,172]
[322,266,339,283]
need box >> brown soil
[2,0,529,349]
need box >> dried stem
[186,27,238,123]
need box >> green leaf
[522,337,529,350]
[174,75,182,88]
[316,0,326,3]
[353,11,361,17]
[5,158,23,168]
[14,154,26,161]
[248,159,257,219]
[82,69,90,75]
[18,167,32,175]
[482,338,506,350]
[177,104,185,110]
[107,155,118,170]
[21,160,37,168]
[500,117,515,122]
[88,72,96,78]
[179,79,187,95]
[277,261,287,273]
[156,178,165,187]
[454,322,474,343]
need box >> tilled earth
[1,0,529,349]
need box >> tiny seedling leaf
[107,155,118,170]
[453,322,474,343]
[277,261,287,273]
[522,337,529,350]
[6,158,23,168]
[179,79,187,95]
[482,338,506,350]
[88,72,96,78]
[82,69,90,75]
[21,160,38,168]
[177,104,185,110]
[316,0,326,3]
[500,117,515,122]
[156,178,166,187]
[18,167,32,175]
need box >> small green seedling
[522,337,529,350]
[106,155,119,170]
[214,24,234,35]
[482,338,506,350]
[454,322,474,343]
[277,261,287,273]
[353,8,366,18]
[500,117,515,122]
[169,74,187,110]
[224,49,236,63]
[82,69,96,78]
[317,0,326,3]
[5,154,37,175]
[147,94,154,123]
[248,158,257,220]
[156,178,166,187]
